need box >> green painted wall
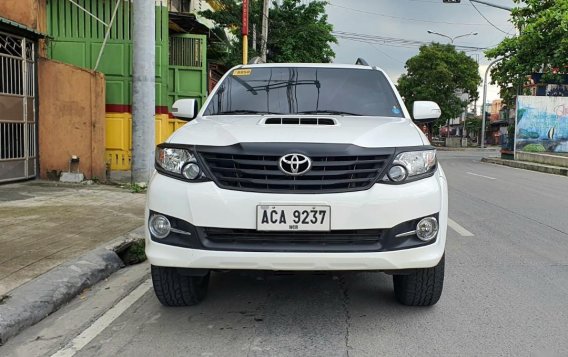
[46,0,170,107]
[168,34,208,108]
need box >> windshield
[203,67,404,117]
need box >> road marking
[466,172,497,180]
[50,279,152,357]
[448,218,474,237]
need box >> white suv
[146,63,448,307]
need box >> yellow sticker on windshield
[233,69,252,76]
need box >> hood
[167,115,426,148]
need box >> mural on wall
[516,96,568,153]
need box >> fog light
[149,214,171,239]
[416,217,438,242]
[182,162,201,180]
[387,165,407,182]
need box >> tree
[201,0,336,67]
[397,43,481,129]
[464,116,482,141]
[485,0,568,105]
[267,0,336,63]
[200,0,262,67]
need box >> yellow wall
[105,113,187,171]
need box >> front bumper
[145,167,448,271]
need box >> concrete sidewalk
[0,181,145,296]
[434,145,501,152]
[482,157,568,176]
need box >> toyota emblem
[279,153,312,176]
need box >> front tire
[151,265,210,306]
[393,255,444,306]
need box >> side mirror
[413,101,442,121]
[172,99,198,120]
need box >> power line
[328,2,490,27]
[368,43,406,65]
[405,0,466,3]
[333,31,490,52]
[338,37,486,53]
[334,31,426,46]
[469,0,513,35]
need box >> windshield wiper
[296,110,362,116]
[213,110,280,115]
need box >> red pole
[242,0,249,64]
[242,0,249,35]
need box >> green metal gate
[46,0,170,108]
[168,34,207,108]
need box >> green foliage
[465,117,482,132]
[121,183,147,193]
[397,43,481,127]
[485,0,568,105]
[201,0,336,67]
[508,122,516,139]
[200,0,262,67]
[120,241,147,265]
[267,0,336,63]
[522,143,546,152]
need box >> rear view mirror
[413,101,442,121]
[172,99,199,120]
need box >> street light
[426,30,478,145]
[442,0,513,148]
[442,0,513,11]
[481,57,504,148]
[427,30,478,43]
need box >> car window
[203,67,404,117]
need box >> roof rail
[355,58,369,66]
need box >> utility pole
[260,0,269,62]
[252,24,257,51]
[442,0,512,148]
[481,57,503,148]
[131,0,155,184]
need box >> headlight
[381,149,436,183]
[149,214,171,239]
[155,145,207,181]
[416,216,439,241]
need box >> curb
[0,226,145,345]
[481,157,568,176]
[435,147,500,152]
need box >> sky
[324,0,517,110]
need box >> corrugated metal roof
[0,16,46,38]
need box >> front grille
[200,227,384,252]
[197,144,393,193]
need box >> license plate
[257,205,331,231]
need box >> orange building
[0,0,106,183]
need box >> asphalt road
[3,151,568,357]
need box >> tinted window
[203,67,404,117]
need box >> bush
[522,144,546,153]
